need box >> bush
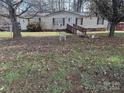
[27,22,42,32]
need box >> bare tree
[73,0,87,12]
[93,0,124,37]
[77,0,83,12]
[0,0,34,38]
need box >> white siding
[19,18,28,30]
[41,12,80,30]
[79,17,108,28]
[19,12,108,31]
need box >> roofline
[45,10,82,17]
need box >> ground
[0,32,124,93]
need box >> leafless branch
[14,0,24,10]
[0,13,9,18]
[16,5,31,17]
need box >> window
[97,17,104,25]
[53,18,65,26]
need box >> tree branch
[116,15,124,23]
[0,0,8,5]
[0,13,10,18]
[14,0,24,9]
[16,5,31,17]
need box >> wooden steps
[66,24,87,37]
[73,24,87,36]
[66,24,77,34]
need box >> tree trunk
[109,22,116,37]
[11,17,22,39]
[9,5,22,39]
[77,0,82,12]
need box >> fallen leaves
[0,36,124,93]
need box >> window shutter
[53,18,55,26]
[81,18,83,25]
[76,18,78,25]
[102,18,104,25]
[63,18,65,26]
[97,17,99,25]
[68,18,70,22]
[39,18,41,24]
[28,18,30,24]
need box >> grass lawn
[0,32,70,38]
[0,34,124,93]
[0,31,124,38]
